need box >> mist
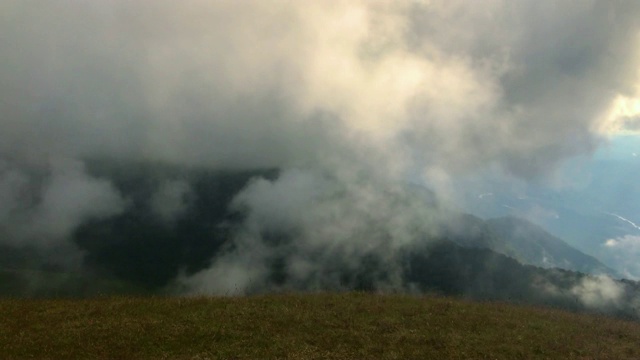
[2,1,640,316]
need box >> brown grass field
[1,293,639,359]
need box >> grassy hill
[1,293,639,359]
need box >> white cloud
[571,275,624,308]
[602,235,640,279]
[0,158,125,248]
[183,168,442,294]
[602,94,640,134]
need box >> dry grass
[1,293,639,359]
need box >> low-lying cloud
[603,235,640,280]
[0,158,124,248]
[183,168,440,295]
[571,275,625,309]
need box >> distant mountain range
[438,213,618,277]
[451,135,640,279]
[486,216,618,276]
[0,159,638,319]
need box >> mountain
[75,159,278,288]
[437,212,506,251]
[451,135,640,279]
[403,240,640,319]
[436,212,617,277]
[1,159,639,319]
[485,216,619,277]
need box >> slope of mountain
[438,212,507,252]
[485,216,619,277]
[436,212,617,277]
[75,159,278,288]
[403,240,640,319]
[450,135,640,279]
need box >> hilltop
[1,293,639,359]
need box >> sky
[1,0,640,294]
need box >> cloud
[618,116,640,132]
[2,1,639,179]
[181,252,268,296]
[538,273,629,313]
[603,95,640,134]
[571,275,624,309]
[0,158,125,248]
[602,235,640,279]
[183,168,441,294]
